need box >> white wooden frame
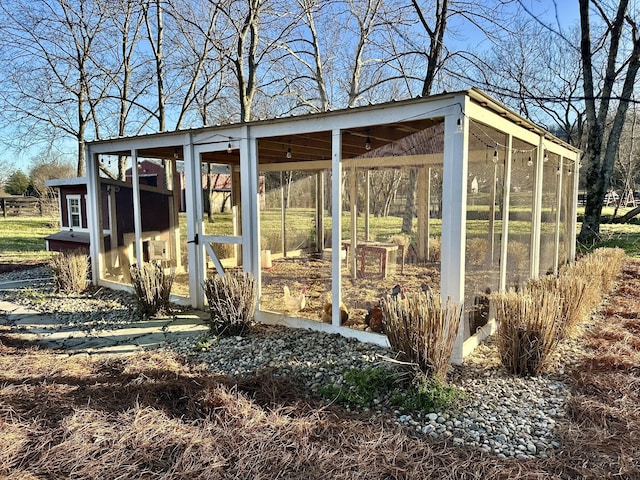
[84,89,581,359]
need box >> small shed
[84,89,581,362]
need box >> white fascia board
[191,127,244,148]
[89,133,188,154]
[46,177,87,187]
[544,141,580,159]
[250,97,461,139]
[466,102,541,147]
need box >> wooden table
[342,241,402,278]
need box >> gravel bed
[1,266,575,460]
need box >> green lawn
[0,216,58,263]
[3,206,640,265]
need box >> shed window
[67,195,82,228]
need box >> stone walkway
[0,298,210,356]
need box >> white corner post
[130,149,143,270]
[441,103,468,365]
[85,147,101,285]
[331,128,343,327]
[530,136,545,278]
[239,125,261,291]
[554,157,564,274]
[499,135,513,291]
[184,134,203,307]
[570,154,580,261]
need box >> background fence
[0,196,58,218]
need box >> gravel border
[0,266,578,460]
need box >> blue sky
[2,0,581,176]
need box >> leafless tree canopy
[0,0,638,236]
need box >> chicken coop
[84,88,580,362]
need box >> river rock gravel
[0,266,579,460]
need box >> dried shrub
[507,241,528,267]
[203,271,256,336]
[129,262,175,317]
[524,274,588,339]
[382,291,463,380]
[572,247,625,301]
[465,237,488,266]
[49,249,90,294]
[492,289,561,376]
[429,236,442,262]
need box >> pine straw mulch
[1,261,639,479]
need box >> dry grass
[492,289,561,376]
[203,271,257,336]
[129,262,175,317]
[382,292,463,380]
[0,259,639,479]
[49,250,90,294]
[492,248,627,376]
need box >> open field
[0,216,58,268]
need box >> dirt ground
[0,259,638,478]
[259,252,442,328]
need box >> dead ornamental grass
[49,250,90,294]
[130,262,175,317]
[1,258,638,479]
[382,291,463,380]
[492,289,562,376]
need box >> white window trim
[65,194,87,232]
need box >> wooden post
[417,164,429,261]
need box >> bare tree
[0,0,108,177]
[274,0,333,113]
[578,0,640,244]
[459,17,585,146]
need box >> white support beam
[441,104,468,364]
[239,125,261,289]
[259,160,331,172]
[499,135,513,291]
[185,135,203,307]
[350,165,358,277]
[331,129,343,328]
[530,136,545,278]
[316,171,325,251]
[342,153,442,169]
[364,170,370,242]
[554,157,564,274]
[130,150,143,270]
[85,148,101,285]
